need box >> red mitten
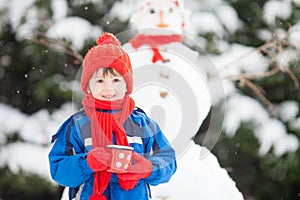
[90,193,107,200]
[87,147,111,171]
[118,152,152,181]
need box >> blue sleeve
[144,120,177,186]
[48,116,94,188]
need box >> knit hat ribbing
[81,32,133,95]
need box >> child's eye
[113,78,121,83]
[96,79,104,83]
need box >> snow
[225,93,269,136]
[212,44,269,76]
[186,1,242,38]
[257,118,299,156]
[0,104,27,141]
[17,7,41,39]
[277,101,299,122]
[0,0,35,29]
[263,0,292,25]
[47,17,102,49]
[0,103,76,180]
[214,4,241,34]
[186,0,223,10]
[225,93,299,156]
[276,49,298,71]
[290,116,300,130]
[0,100,245,200]
[0,103,75,145]
[0,142,52,180]
[289,22,300,49]
[293,0,300,5]
[151,145,244,200]
[1,0,300,199]
[191,12,224,36]
[111,0,138,21]
[51,0,68,21]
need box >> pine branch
[286,67,299,89]
[208,26,300,114]
[232,74,275,116]
[28,31,83,65]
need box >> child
[48,32,177,200]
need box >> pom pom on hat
[96,32,121,46]
[81,32,133,95]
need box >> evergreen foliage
[0,22,77,114]
[0,166,62,200]
[199,0,300,199]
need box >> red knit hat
[81,32,133,95]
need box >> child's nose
[103,82,115,91]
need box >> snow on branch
[28,31,83,65]
[209,26,300,115]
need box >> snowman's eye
[149,8,155,14]
[169,7,173,13]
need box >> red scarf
[129,34,183,63]
[82,94,137,200]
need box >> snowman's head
[130,0,190,35]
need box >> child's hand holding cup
[106,145,134,173]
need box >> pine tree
[195,0,300,199]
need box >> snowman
[122,0,210,145]
[121,0,244,199]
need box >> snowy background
[1,0,300,199]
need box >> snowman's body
[125,0,210,138]
[124,39,244,200]
[123,41,210,145]
[123,0,244,199]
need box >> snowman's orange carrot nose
[157,10,168,28]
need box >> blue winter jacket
[48,107,177,200]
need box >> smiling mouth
[102,95,115,99]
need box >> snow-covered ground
[0,100,245,200]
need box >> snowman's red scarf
[82,94,137,200]
[129,34,183,63]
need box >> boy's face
[88,69,127,101]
